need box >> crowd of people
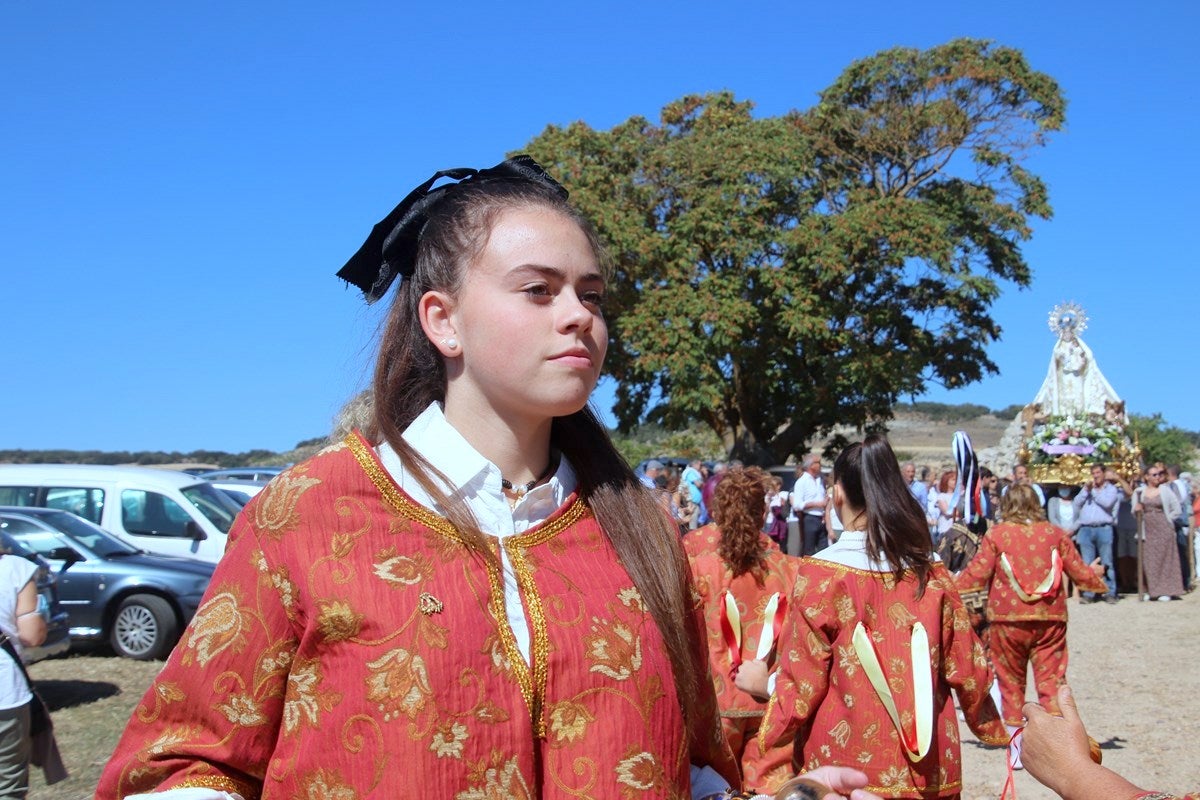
[86,157,1193,800]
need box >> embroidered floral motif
[584,618,642,681]
[615,750,663,793]
[364,647,432,722]
[547,699,596,745]
[218,693,269,727]
[299,767,359,800]
[253,469,322,539]
[457,751,533,800]
[183,591,246,667]
[373,549,432,586]
[430,721,469,759]
[136,681,187,723]
[317,600,363,642]
[283,657,341,735]
[268,567,299,617]
[146,725,198,757]
[877,764,909,787]
[617,586,645,611]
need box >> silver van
[0,465,240,563]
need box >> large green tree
[523,39,1065,464]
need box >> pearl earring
[441,338,458,350]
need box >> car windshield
[181,483,241,534]
[36,510,139,556]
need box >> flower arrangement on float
[1025,415,1123,465]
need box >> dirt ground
[959,590,1200,799]
[25,588,1198,799]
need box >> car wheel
[110,595,179,660]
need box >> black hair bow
[337,155,568,303]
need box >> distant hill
[1,402,1020,469]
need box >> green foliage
[1127,414,1196,471]
[523,39,1065,465]
[992,403,1026,419]
[609,423,724,468]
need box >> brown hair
[365,178,708,738]
[713,467,770,579]
[833,435,934,596]
[1000,483,1046,524]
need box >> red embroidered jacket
[97,435,735,799]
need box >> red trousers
[988,620,1068,726]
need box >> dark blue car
[0,506,215,660]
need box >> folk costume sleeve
[932,570,1006,745]
[97,494,295,799]
[755,567,832,755]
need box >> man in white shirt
[1002,463,1046,507]
[793,454,828,556]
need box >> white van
[0,465,241,563]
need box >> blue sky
[2,1,1196,453]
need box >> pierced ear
[418,290,460,357]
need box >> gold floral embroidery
[268,566,299,618]
[316,600,363,642]
[546,699,596,745]
[617,586,645,611]
[877,764,909,788]
[833,594,855,623]
[829,718,852,747]
[458,751,533,800]
[299,768,359,800]
[283,657,341,735]
[886,602,918,629]
[183,591,246,667]
[584,617,642,680]
[253,469,322,539]
[217,693,268,726]
[615,750,663,793]
[373,548,432,586]
[136,681,186,723]
[255,641,296,684]
[364,647,432,722]
[430,721,469,759]
[347,432,590,738]
[145,725,199,757]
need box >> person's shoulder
[0,555,37,584]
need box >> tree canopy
[522,39,1066,464]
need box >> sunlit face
[1014,465,1028,483]
[1091,465,1106,486]
[443,206,607,426]
[807,460,822,477]
[902,464,916,483]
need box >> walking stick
[1136,509,1145,601]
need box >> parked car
[0,506,215,660]
[0,530,71,664]
[207,479,269,507]
[196,467,285,482]
[0,464,243,563]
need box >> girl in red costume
[687,467,801,791]
[739,436,1006,798]
[96,158,878,800]
[953,483,1105,765]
